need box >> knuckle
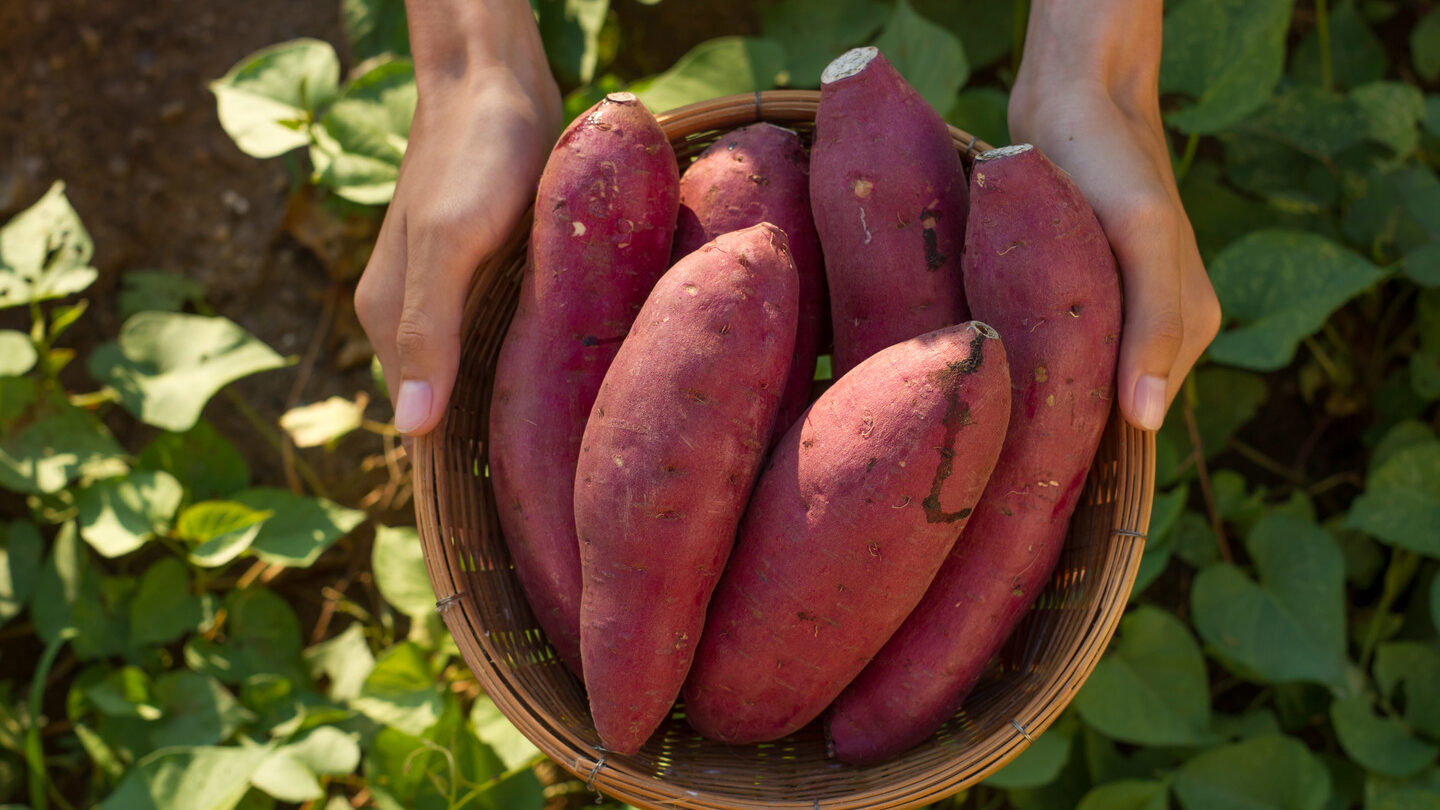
[393,309,437,362]
[1143,306,1187,355]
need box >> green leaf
[872,0,968,114]
[469,694,541,771]
[1076,780,1169,810]
[278,395,367,448]
[351,641,443,735]
[135,419,250,501]
[1290,1,1388,90]
[1374,641,1440,739]
[250,750,323,802]
[1352,80,1426,156]
[0,520,42,626]
[184,588,308,686]
[1206,230,1383,371]
[1406,243,1440,288]
[1159,0,1293,134]
[129,556,206,646]
[1173,735,1329,810]
[1220,133,1340,211]
[211,39,341,158]
[983,725,1072,789]
[282,726,360,775]
[537,0,610,86]
[632,37,786,116]
[309,58,416,205]
[1235,87,1367,158]
[84,666,161,720]
[0,181,97,309]
[31,523,131,660]
[1074,606,1211,745]
[371,524,436,618]
[342,0,410,61]
[760,0,890,87]
[364,696,510,810]
[1190,514,1350,690]
[1411,290,1440,399]
[1131,483,1188,598]
[150,671,247,749]
[1414,8,1440,82]
[946,87,1010,150]
[1342,165,1440,262]
[304,622,375,701]
[97,745,273,810]
[1331,694,1439,777]
[1346,437,1440,556]
[177,501,271,568]
[909,0,1016,72]
[233,488,365,568]
[76,471,184,558]
[0,332,35,377]
[118,269,206,320]
[1171,510,1220,569]
[88,312,288,433]
[1367,769,1440,810]
[0,402,126,494]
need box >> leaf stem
[27,629,76,810]
[1182,377,1232,563]
[1174,132,1201,185]
[1315,0,1333,94]
[1360,549,1421,669]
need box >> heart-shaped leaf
[1173,734,1329,810]
[872,0,968,114]
[1190,514,1351,691]
[177,500,271,568]
[1206,230,1383,371]
[76,471,184,558]
[88,312,288,433]
[983,722,1073,789]
[1346,436,1440,557]
[632,37,786,115]
[469,694,542,770]
[1160,0,1293,134]
[1074,606,1212,745]
[0,181,97,309]
[761,0,890,87]
[184,588,308,686]
[211,38,340,158]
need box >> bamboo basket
[412,90,1155,810]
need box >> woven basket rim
[411,89,1155,810]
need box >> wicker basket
[412,90,1155,810]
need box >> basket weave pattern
[412,90,1155,810]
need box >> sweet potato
[488,92,679,675]
[674,123,826,445]
[682,321,1010,745]
[810,47,970,376]
[826,143,1122,765]
[575,222,798,755]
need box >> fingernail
[394,380,433,435]
[1134,375,1167,432]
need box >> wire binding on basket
[435,591,466,613]
[1111,529,1148,540]
[583,751,609,792]
[1010,719,1035,744]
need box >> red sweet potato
[674,123,827,445]
[575,223,798,755]
[682,321,1010,745]
[488,93,679,675]
[826,143,1122,765]
[810,47,970,376]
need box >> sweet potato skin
[674,123,826,444]
[826,144,1122,765]
[810,47,970,376]
[681,322,1010,745]
[488,93,679,675]
[575,223,798,755]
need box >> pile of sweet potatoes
[486,46,1122,764]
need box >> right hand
[355,4,562,440]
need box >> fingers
[354,206,407,415]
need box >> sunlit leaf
[304,622,376,701]
[0,401,126,494]
[469,694,541,771]
[371,524,436,618]
[232,487,365,568]
[97,745,273,810]
[76,471,184,558]
[351,641,443,735]
[177,500,271,568]
[211,39,340,158]
[632,37,786,115]
[279,395,367,448]
[0,181,97,309]
[88,312,288,433]
[0,331,35,377]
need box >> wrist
[1011,0,1162,124]
[405,0,551,91]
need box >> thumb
[392,222,486,437]
[1107,195,1186,432]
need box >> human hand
[355,0,562,438]
[1008,0,1220,432]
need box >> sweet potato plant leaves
[1172,734,1329,810]
[1074,607,1212,746]
[0,181,97,309]
[1159,0,1292,134]
[983,718,1074,789]
[135,420,250,502]
[536,0,611,87]
[909,0,1015,73]
[1206,230,1383,371]
[150,671,247,750]
[872,0,967,115]
[1076,779,1170,810]
[371,524,435,618]
[0,520,41,627]
[309,58,416,205]
[632,37,785,116]
[76,471,184,558]
[760,0,890,87]
[304,623,375,702]
[1373,642,1440,740]
[1342,165,1440,262]
[1414,8,1440,83]
[469,695,542,771]
[0,331,35,377]
[1235,87,1367,158]
[1331,695,1439,777]
[1367,770,1440,810]
[88,312,288,433]
[351,641,443,736]
[96,744,273,810]
[1352,81,1426,156]
[342,0,410,62]
[1346,435,1440,557]
[178,501,271,568]
[184,588,308,687]
[1289,1,1387,90]
[233,487,365,568]
[0,401,127,494]
[211,39,340,159]
[129,557,208,648]
[32,524,132,660]
[1412,290,1440,399]
[1190,515,1351,691]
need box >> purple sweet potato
[682,321,1010,745]
[674,123,826,445]
[574,223,798,755]
[488,93,679,675]
[810,47,970,376]
[826,143,1122,765]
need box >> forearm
[405,0,550,91]
[1011,0,1163,124]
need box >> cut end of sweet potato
[969,320,1000,340]
[976,143,1034,161]
[604,91,639,105]
[821,47,879,85]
